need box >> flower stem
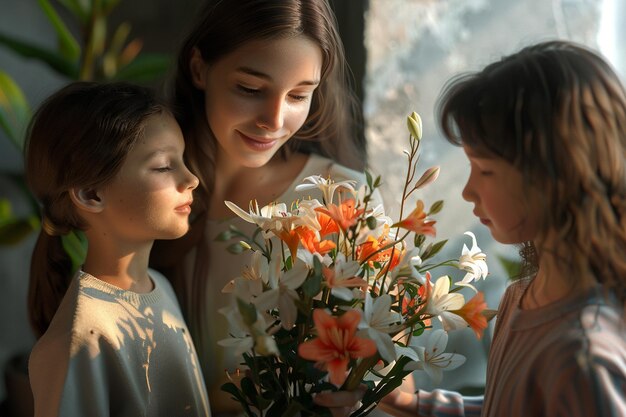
[344,354,380,391]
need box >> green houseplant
[0,0,171,256]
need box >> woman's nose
[256,97,285,131]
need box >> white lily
[294,198,324,230]
[253,262,310,330]
[295,175,357,204]
[405,329,466,384]
[424,276,468,332]
[355,202,393,242]
[357,293,402,362]
[225,200,301,237]
[323,254,366,301]
[389,247,424,285]
[458,231,488,284]
[217,304,279,357]
[222,250,277,299]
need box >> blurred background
[0,0,623,415]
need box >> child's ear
[190,47,208,90]
[69,187,104,213]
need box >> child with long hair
[318,40,626,417]
[149,1,380,413]
[26,82,210,417]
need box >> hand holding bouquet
[217,112,493,417]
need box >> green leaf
[496,254,522,280]
[236,298,258,326]
[0,33,79,77]
[37,0,81,61]
[112,53,172,83]
[220,382,257,416]
[0,200,10,220]
[61,230,87,275]
[0,71,31,149]
[428,200,444,216]
[227,242,246,254]
[214,229,235,242]
[240,376,259,408]
[57,0,91,23]
[365,216,377,230]
[101,0,122,15]
[301,257,322,298]
[365,170,373,189]
[413,233,425,248]
[420,239,447,261]
[0,218,38,246]
[103,22,131,77]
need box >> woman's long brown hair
[151,0,367,351]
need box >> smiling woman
[148,0,375,415]
[189,34,324,178]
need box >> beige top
[179,154,380,393]
[29,269,211,417]
[415,278,626,416]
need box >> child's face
[462,145,538,244]
[191,34,322,170]
[98,113,199,242]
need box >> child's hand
[378,388,419,417]
[313,385,367,417]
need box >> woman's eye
[289,94,309,102]
[237,85,259,95]
[154,166,172,173]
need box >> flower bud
[407,111,422,140]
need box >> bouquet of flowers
[217,112,493,417]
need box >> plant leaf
[0,217,39,246]
[37,0,81,61]
[112,53,172,83]
[56,0,90,24]
[0,71,30,150]
[61,230,88,275]
[0,33,79,77]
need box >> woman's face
[191,35,323,170]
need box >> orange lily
[298,309,377,387]
[276,227,301,261]
[317,210,339,237]
[393,200,436,236]
[315,198,364,232]
[402,272,432,327]
[452,292,488,339]
[297,226,336,255]
[357,234,403,278]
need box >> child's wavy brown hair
[438,40,626,304]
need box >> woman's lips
[237,131,278,151]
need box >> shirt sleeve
[544,345,626,417]
[417,389,483,417]
[30,333,116,417]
